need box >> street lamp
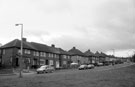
[15,23,23,78]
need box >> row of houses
[0,38,129,69]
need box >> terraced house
[0,38,71,69]
[0,38,124,69]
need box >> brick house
[0,38,71,69]
[0,38,37,68]
[30,42,57,68]
[94,51,106,63]
[84,49,96,63]
[68,47,89,64]
[58,48,71,69]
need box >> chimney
[73,47,76,49]
[51,44,55,48]
[22,38,27,42]
[88,49,90,52]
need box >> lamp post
[15,23,23,78]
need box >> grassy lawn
[0,64,135,87]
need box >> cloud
[0,0,134,57]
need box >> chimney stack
[51,44,55,48]
[73,47,76,49]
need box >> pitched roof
[84,49,95,57]
[58,48,71,55]
[94,51,102,57]
[30,42,69,55]
[30,42,51,53]
[68,47,85,56]
[100,52,107,57]
[94,51,108,57]
[49,47,61,54]
[0,39,36,50]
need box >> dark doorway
[33,59,38,65]
[46,60,49,65]
[16,58,19,66]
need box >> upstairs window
[48,53,53,58]
[33,51,39,56]
[54,54,57,58]
[24,49,31,54]
[40,52,46,57]
[56,54,59,58]
[63,55,67,59]
[67,56,70,59]
[51,53,53,58]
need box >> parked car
[78,64,87,70]
[87,64,94,69]
[36,65,55,74]
[103,61,110,66]
[94,62,103,66]
[97,62,103,66]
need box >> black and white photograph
[0,0,135,87]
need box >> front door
[46,60,49,65]
[16,58,19,66]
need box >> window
[33,51,39,56]
[68,56,70,59]
[43,52,46,57]
[51,53,53,57]
[40,52,43,57]
[56,54,59,58]
[40,52,46,57]
[63,61,67,64]
[24,58,31,65]
[40,59,45,65]
[24,49,31,54]
[63,55,67,59]
[48,53,50,57]
[18,49,21,54]
[49,60,53,65]
[53,54,56,58]
[48,53,53,58]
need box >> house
[68,47,89,64]
[94,51,107,63]
[0,38,37,68]
[47,45,71,69]
[30,42,58,68]
[0,38,71,69]
[58,48,71,69]
[84,49,95,63]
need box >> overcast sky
[0,0,134,57]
